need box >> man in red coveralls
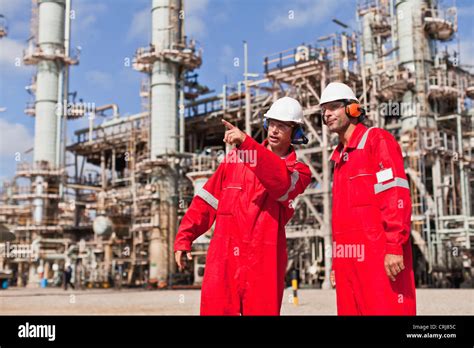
[321,82,416,315]
[174,97,311,315]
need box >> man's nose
[324,110,335,119]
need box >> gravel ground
[0,287,472,315]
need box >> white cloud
[0,0,105,40]
[71,1,108,40]
[457,4,474,17]
[85,70,113,90]
[185,0,209,13]
[264,0,346,32]
[217,44,242,83]
[8,19,30,38]
[0,0,30,38]
[0,37,24,65]
[126,0,210,43]
[186,15,207,38]
[185,0,209,38]
[119,67,140,84]
[0,0,30,18]
[127,7,150,42]
[0,118,33,157]
[0,37,31,76]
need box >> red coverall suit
[174,136,311,315]
[331,123,416,315]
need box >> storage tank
[93,216,113,238]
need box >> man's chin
[327,123,339,132]
[268,138,280,146]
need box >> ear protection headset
[263,118,309,145]
[291,126,309,145]
[321,99,366,125]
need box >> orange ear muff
[346,103,362,118]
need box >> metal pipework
[95,104,119,118]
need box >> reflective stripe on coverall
[331,123,416,315]
[174,135,311,315]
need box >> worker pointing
[221,119,244,145]
[174,96,311,315]
[321,82,416,315]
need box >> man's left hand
[384,254,405,281]
[222,119,246,146]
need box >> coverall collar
[330,123,368,164]
[262,139,297,166]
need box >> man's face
[266,119,293,148]
[321,101,350,133]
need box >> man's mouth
[269,135,279,142]
[326,118,336,126]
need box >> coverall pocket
[349,173,375,207]
[217,183,242,215]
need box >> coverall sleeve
[174,163,225,252]
[370,130,412,256]
[237,135,311,204]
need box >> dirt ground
[1,287,472,315]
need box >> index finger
[385,264,396,281]
[221,119,235,130]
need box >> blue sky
[1,0,473,183]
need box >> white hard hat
[320,82,358,105]
[264,96,304,124]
